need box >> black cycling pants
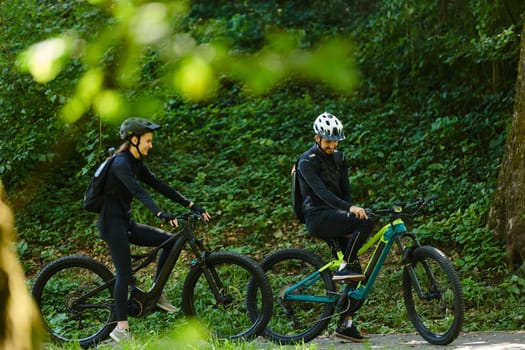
[305,208,374,263]
[103,222,174,321]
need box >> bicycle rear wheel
[181,252,272,340]
[249,248,337,344]
[403,245,464,345]
[32,255,115,348]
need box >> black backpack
[83,155,116,213]
[291,159,305,223]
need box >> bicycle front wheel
[403,245,464,345]
[181,252,273,340]
[252,248,337,345]
[32,256,115,348]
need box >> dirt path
[257,331,525,349]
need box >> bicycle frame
[260,195,463,346]
[281,217,415,304]
[126,225,197,316]
[74,218,214,318]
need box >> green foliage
[45,328,323,350]
[2,0,525,342]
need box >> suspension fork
[188,236,231,304]
[398,233,438,299]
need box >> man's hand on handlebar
[350,205,368,220]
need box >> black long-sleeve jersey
[296,144,352,214]
[97,150,190,238]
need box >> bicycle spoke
[257,249,336,344]
[32,257,115,346]
[182,252,272,340]
[403,246,464,345]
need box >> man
[296,112,373,342]
[97,117,210,343]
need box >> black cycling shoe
[335,324,368,342]
[332,265,365,281]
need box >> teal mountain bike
[248,196,464,345]
[32,212,273,348]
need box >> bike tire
[181,252,273,340]
[248,248,337,344]
[402,245,464,345]
[31,255,115,348]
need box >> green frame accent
[282,219,407,303]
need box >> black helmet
[119,117,161,140]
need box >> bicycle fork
[189,241,233,307]
[400,238,440,301]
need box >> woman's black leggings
[103,222,174,321]
[305,208,374,263]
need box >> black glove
[158,212,176,224]
[190,204,206,215]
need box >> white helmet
[313,112,345,141]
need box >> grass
[43,318,325,350]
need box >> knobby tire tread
[181,251,273,340]
[402,245,464,345]
[256,248,336,345]
[32,255,115,348]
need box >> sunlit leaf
[173,56,216,101]
[17,36,77,83]
[94,90,127,121]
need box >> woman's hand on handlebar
[189,203,211,222]
[157,211,179,227]
[200,211,211,222]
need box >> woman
[97,117,210,342]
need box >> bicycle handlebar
[366,194,437,219]
[177,211,208,226]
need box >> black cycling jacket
[97,150,190,238]
[297,143,352,213]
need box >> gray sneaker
[110,327,132,343]
[156,292,179,313]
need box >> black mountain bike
[32,212,273,348]
[247,196,464,345]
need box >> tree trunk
[0,183,44,349]
[487,21,525,270]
